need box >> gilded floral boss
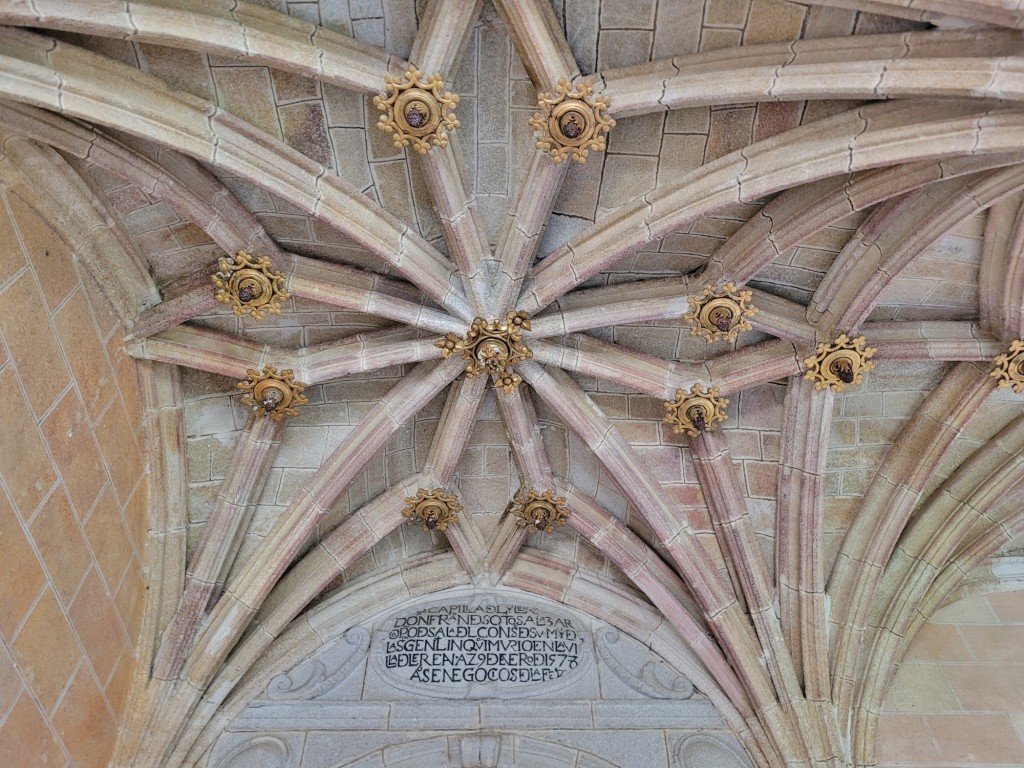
[436,311,533,393]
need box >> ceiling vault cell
[0,2,1023,768]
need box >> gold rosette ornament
[684,282,757,343]
[237,365,308,421]
[212,250,289,320]
[803,334,875,392]
[373,67,459,154]
[402,488,461,532]
[990,339,1024,393]
[510,489,569,534]
[664,384,729,436]
[529,79,614,164]
[435,311,532,393]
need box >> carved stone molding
[802,333,876,392]
[373,67,459,154]
[684,282,757,343]
[672,733,749,767]
[990,339,1024,393]
[436,311,532,392]
[663,384,729,436]
[237,365,308,421]
[212,250,289,320]
[265,628,370,701]
[596,628,695,699]
[529,79,614,164]
[401,488,461,532]
[213,736,292,768]
[509,489,569,534]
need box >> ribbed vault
[2,1,1024,766]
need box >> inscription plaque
[370,595,592,698]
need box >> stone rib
[126,326,272,379]
[132,358,462,768]
[493,131,569,313]
[423,375,490,579]
[518,101,1024,315]
[486,387,555,580]
[0,28,472,317]
[529,283,814,345]
[299,330,440,385]
[418,139,491,312]
[132,255,464,341]
[0,0,405,93]
[806,0,1024,30]
[492,0,579,91]
[127,325,441,385]
[600,30,1024,117]
[285,254,463,335]
[0,101,282,260]
[980,191,1024,339]
[152,416,285,680]
[774,377,841,761]
[813,166,1024,336]
[519,360,807,764]
[827,363,995,723]
[852,415,1024,765]
[410,0,482,78]
[690,431,826,764]
[111,362,188,767]
[533,335,802,400]
[0,131,159,322]
[705,154,1022,289]
[866,322,1005,361]
[559,485,752,721]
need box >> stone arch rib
[600,29,1024,117]
[519,360,807,764]
[852,413,1024,765]
[122,357,463,768]
[811,166,1024,337]
[0,28,473,319]
[0,0,404,93]
[517,100,1024,316]
[827,363,997,723]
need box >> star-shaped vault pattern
[2,2,1024,767]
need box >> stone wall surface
[876,590,1024,767]
[0,184,147,768]
[209,588,748,768]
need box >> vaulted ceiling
[1,1,1024,766]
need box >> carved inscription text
[373,598,590,698]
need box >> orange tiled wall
[0,185,147,767]
[875,589,1024,767]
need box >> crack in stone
[847,108,870,174]
[871,63,888,98]
[124,1,139,37]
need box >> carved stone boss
[237,365,308,421]
[436,311,532,393]
[991,339,1024,393]
[530,79,614,164]
[373,67,459,154]
[803,333,875,392]
[664,384,729,436]
[212,250,289,320]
